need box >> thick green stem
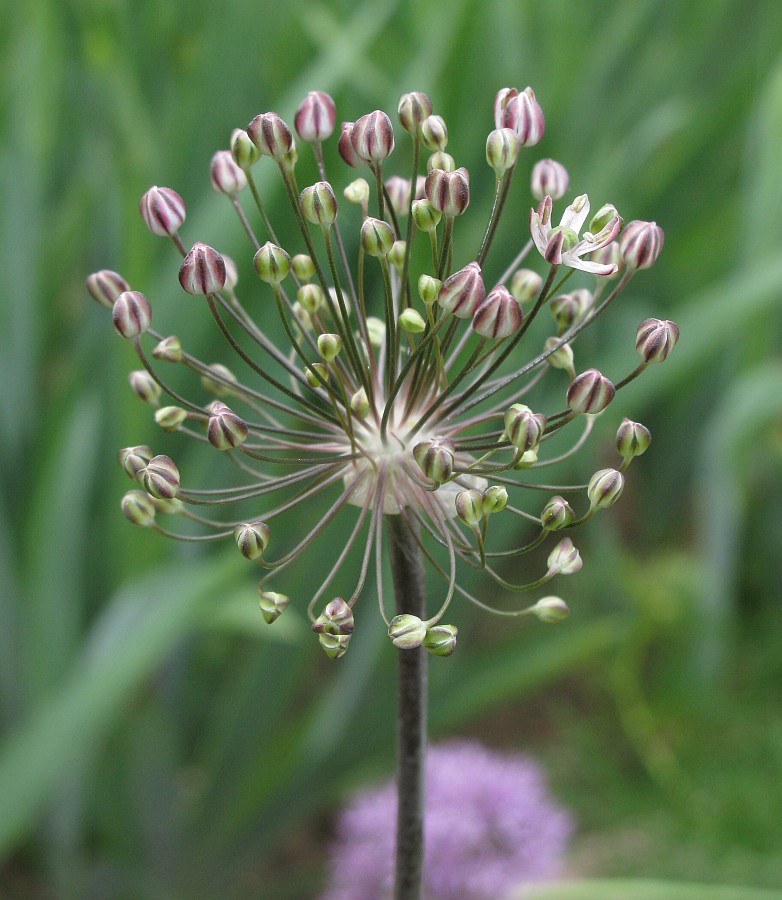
[387,514,428,900]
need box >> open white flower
[530,193,621,275]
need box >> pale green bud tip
[350,387,370,417]
[398,308,426,334]
[386,177,412,220]
[201,363,238,396]
[589,203,621,235]
[230,128,261,170]
[588,468,624,510]
[411,199,441,233]
[292,254,315,282]
[418,274,442,305]
[318,333,343,361]
[388,614,427,649]
[121,490,157,527]
[300,181,338,227]
[312,597,355,635]
[486,128,519,176]
[423,624,458,656]
[87,269,130,308]
[153,335,182,362]
[547,537,583,575]
[455,489,484,526]
[544,336,575,372]
[513,448,538,468]
[118,445,153,480]
[427,151,455,173]
[128,369,161,405]
[155,406,188,431]
[504,403,546,452]
[344,178,370,205]
[318,632,352,659]
[234,521,270,560]
[258,589,290,624]
[532,597,570,623]
[360,217,395,257]
[152,496,184,515]
[388,240,407,269]
[305,363,329,387]
[112,291,151,338]
[483,485,508,515]
[413,439,454,483]
[616,418,651,461]
[510,268,543,303]
[253,242,291,284]
[541,495,574,531]
[207,402,249,449]
[140,454,180,500]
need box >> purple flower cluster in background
[322,740,573,899]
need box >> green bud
[540,495,574,531]
[413,439,454,483]
[388,614,427,649]
[543,336,575,374]
[366,317,385,347]
[398,91,432,134]
[510,268,543,303]
[427,151,455,173]
[128,369,161,406]
[360,217,395,257]
[587,468,624,510]
[513,448,538,468]
[589,203,620,235]
[318,632,351,659]
[292,254,315,282]
[298,283,324,314]
[420,114,448,151]
[305,363,329,387]
[154,406,188,431]
[312,597,355,635]
[140,454,180,500]
[423,624,458,656]
[201,363,238,396]
[253,241,291,284]
[455,489,484,526]
[388,240,407,270]
[616,418,651,463]
[482,485,508,515]
[121,490,156,527]
[350,387,370,417]
[504,403,546,452]
[344,178,370,205]
[531,596,570,623]
[485,128,519,176]
[258,589,290,624]
[317,333,342,361]
[299,181,338,227]
[152,496,184,515]
[398,308,426,334]
[230,128,261,170]
[118,445,153,480]
[411,199,441,233]
[152,335,182,362]
[417,274,442,305]
[234,521,270,560]
[547,538,583,575]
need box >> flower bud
[411,199,441,233]
[567,369,615,414]
[422,624,458,656]
[513,449,538,468]
[344,177,370,204]
[504,404,546,452]
[247,112,294,160]
[360,217,395,257]
[437,262,485,319]
[350,387,370,417]
[234,521,270,560]
[294,91,336,142]
[86,269,130,308]
[420,114,448,152]
[201,362,238,396]
[140,454,180,500]
[305,363,329,387]
[312,597,355,634]
[550,289,593,332]
[230,128,260,170]
[485,128,519,176]
[121,490,157,527]
[388,240,407,270]
[388,614,427,649]
[153,335,182,362]
[455,489,484,526]
[510,268,543,303]
[482,485,508,515]
[385,176,411,219]
[298,283,324,314]
[589,203,621,235]
[253,241,291,284]
[398,91,432,133]
[635,318,679,363]
[544,336,575,373]
[207,402,249,449]
[139,186,186,237]
[398,308,426,334]
[366,317,385,347]
[616,418,651,463]
[152,496,184,516]
[472,286,523,339]
[413,439,454,484]
[351,110,395,162]
[493,87,518,130]
[418,274,441,306]
[620,220,664,270]
[588,468,624,510]
[112,291,151,338]
[530,158,569,201]
[427,151,455,173]
[292,254,315,282]
[118,445,153,480]
[338,123,364,168]
[155,405,187,431]
[179,243,227,295]
[318,333,342,361]
[531,597,570,623]
[299,181,338,227]
[503,86,545,146]
[547,537,583,575]
[209,150,247,195]
[540,495,574,531]
[318,632,352,659]
[128,369,161,405]
[258,589,290,624]
[425,167,470,217]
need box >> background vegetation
[1,0,781,896]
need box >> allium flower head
[91,87,676,656]
[321,740,574,900]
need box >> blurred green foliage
[1,0,781,896]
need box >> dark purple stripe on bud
[635,318,679,363]
[503,86,545,147]
[566,368,615,414]
[294,91,336,142]
[437,262,485,319]
[112,291,151,338]
[338,123,363,168]
[247,112,293,160]
[207,402,249,450]
[351,110,395,162]
[424,167,469,217]
[86,269,130,308]
[472,286,523,339]
[209,150,247,195]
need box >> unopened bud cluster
[91,83,677,660]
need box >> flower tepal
[92,86,678,659]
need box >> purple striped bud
[338,122,364,167]
[247,112,294,160]
[420,115,448,152]
[493,87,519,130]
[616,418,651,463]
[620,220,664,270]
[139,186,185,237]
[86,269,130,308]
[179,243,227,296]
[118,445,153,480]
[437,262,485,319]
[360,217,395,257]
[531,158,569,201]
[486,128,519,176]
[588,468,624,509]
[503,86,545,147]
[413,439,454,484]
[388,614,427,649]
[540,495,574,531]
[230,128,260,170]
[425,167,470,217]
[253,241,291,284]
[207,401,249,450]
[299,181,338,227]
[455,489,484,526]
[472,285,523,339]
[121,490,157,527]
[294,91,336,142]
[566,368,615,414]
[636,318,679,363]
[112,290,151,338]
[140,454,180,500]
[258,589,290,624]
[398,91,432,134]
[351,110,395,162]
[312,597,355,635]
[209,150,247,195]
[234,521,270,560]
[547,537,582,575]
[504,403,546,452]
[128,369,161,405]
[422,623,458,656]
